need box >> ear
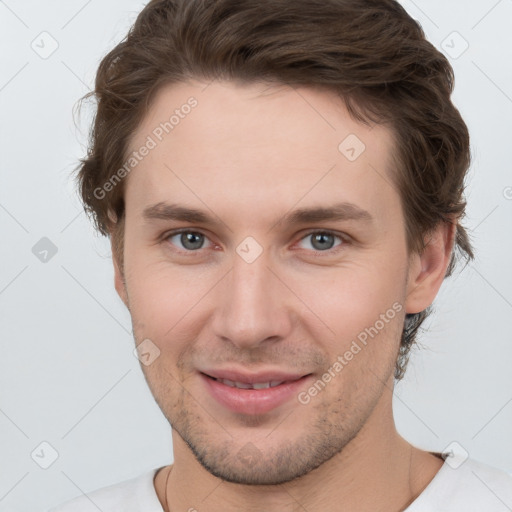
[405,220,457,314]
[112,240,129,308]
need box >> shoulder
[47,468,164,512]
[450,457,512,505]
[408,455,512,511]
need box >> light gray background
[0,1,511,511]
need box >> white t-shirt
[48,453,512,511]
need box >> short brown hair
[74,0,474,380]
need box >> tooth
[217,379,286,389]
[233,381,252,389]
[252,382,271,389]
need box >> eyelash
[162,229,349,256]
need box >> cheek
[295,259,406,334]
[308,272,405,396]
[289,259,407,387]
[124,255,214,342]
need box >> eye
[165,230,213,252]
[163,229,347,255]
[296,230,345,253]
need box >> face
[115,80,425,485]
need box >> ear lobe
[405,221,457,314]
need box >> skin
[113,80,453,511]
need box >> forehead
[125,80,399,224]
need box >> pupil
[182,232,203,250]
[312,233,334,250]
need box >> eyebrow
[142,201,374,229]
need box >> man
[50,0,512,510]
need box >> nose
[211,248,294,350]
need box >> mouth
[207,377,292,389]
[199,370,313,415]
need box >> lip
[200,370,313,415]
